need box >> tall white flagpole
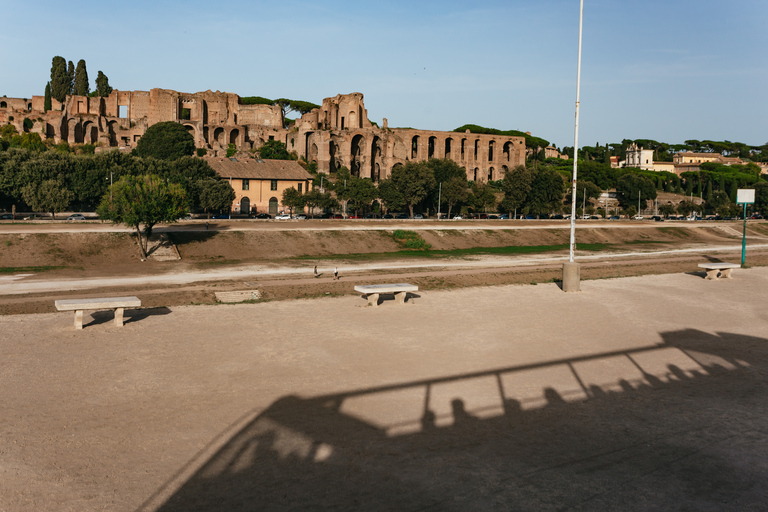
[563,0,584,291]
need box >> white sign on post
[737,189,755,204]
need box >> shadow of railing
[144,329,768,511]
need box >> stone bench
[55,296,142,329]
[354,284,419,307]
[698,262,740,280]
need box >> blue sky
[1,0,766,149]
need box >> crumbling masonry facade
[0,90,525,182]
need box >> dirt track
[2,221,768,315]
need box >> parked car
[498,214,509,219]
[1,213,16,220]
[395,213,408,219]
[24,214,43,220]
[651,215,664,222]
[211,213,230,219]
[633,215,643,220]
[452,215,463,220]
[382,214,394,219]
[413,213,424,219]
[365,213,380,219]
[329,214,344,219]
[750,214,763,219]
[551,214,564,220]
[254,213,271,219]
[294,214,307,220]
[274,214,291,220]
[609,215,620,220]
[67,213,86,221]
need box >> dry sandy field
[2,222,768,510]
[2,266,768,511]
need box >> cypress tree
[50,56,69,102]
[696,179,702,197]
[95,71,113,97]
[685,178,693,195]
[718,174,725,192]
[44,82,52,112]
[73,59,89,96]
[730,179,738,203]
[706,181,713,203]
[67,61,75,95]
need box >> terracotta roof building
[205,157,312,215]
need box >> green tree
[676,200,696,216]
[390,161,436,218]
[97,175,187,259]
[616,174,656,211]
[500,166,534,218]
[95,71,113,97]
[442,176,468,218]
[658,204,676,218]
[282,186,305,215]
[468,182,497,213]
[133,122,195,160]
[44,82,52,112]
[302,188,338,218]
[707,191,730,214]
[67,60,75,96]
[336,171,377,216]
[50,56,69,102]
[21,179,74,219]
[258,139,294,160]
[425,158,466,212]
[197,179,235,219]
[526,168,566,215]
[73,59,89,96]
[377,178,405,214]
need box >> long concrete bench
[55,296,141,329]
[354,284,418,307]
[698,262,740,280]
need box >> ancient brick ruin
[0,89,525,182]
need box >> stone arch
[68,118,83,144]
[82,121,98,143]
[0,101,6,108]
[348,110,357,129]
[309,143,319,163]
[183,124,196,141]
[444,137,453,158]
[461,138,467,159]
[229,128,239,146]
[488,167,495,181]
[391,162,404,177]
[107,121,118,146]
[428,136,436,158]
[350,134,365,176]
[27,102,32,111]
[268,197,279,216]
[370,136,381,181]
[474,140,479,160]
[213,127,225,147]
[501,165,509,178]
[329,141,339,173]
[45,123,56,140]
[488,141,495,162]
[240,196,250,215]
[411,135,420,159]
[473,168,479,182]
[203,127,209,144]
[503,141,512,162]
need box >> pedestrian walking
[314,265,318,278]
[334,266,339,280]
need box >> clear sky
[1,0,766,150]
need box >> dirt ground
[2,266,768,511]
[3,222,768,316]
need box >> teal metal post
[741,203,747,268]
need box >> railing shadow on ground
[143,329,768,512]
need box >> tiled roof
[205,157,312,180]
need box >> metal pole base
[562,262,581,292]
